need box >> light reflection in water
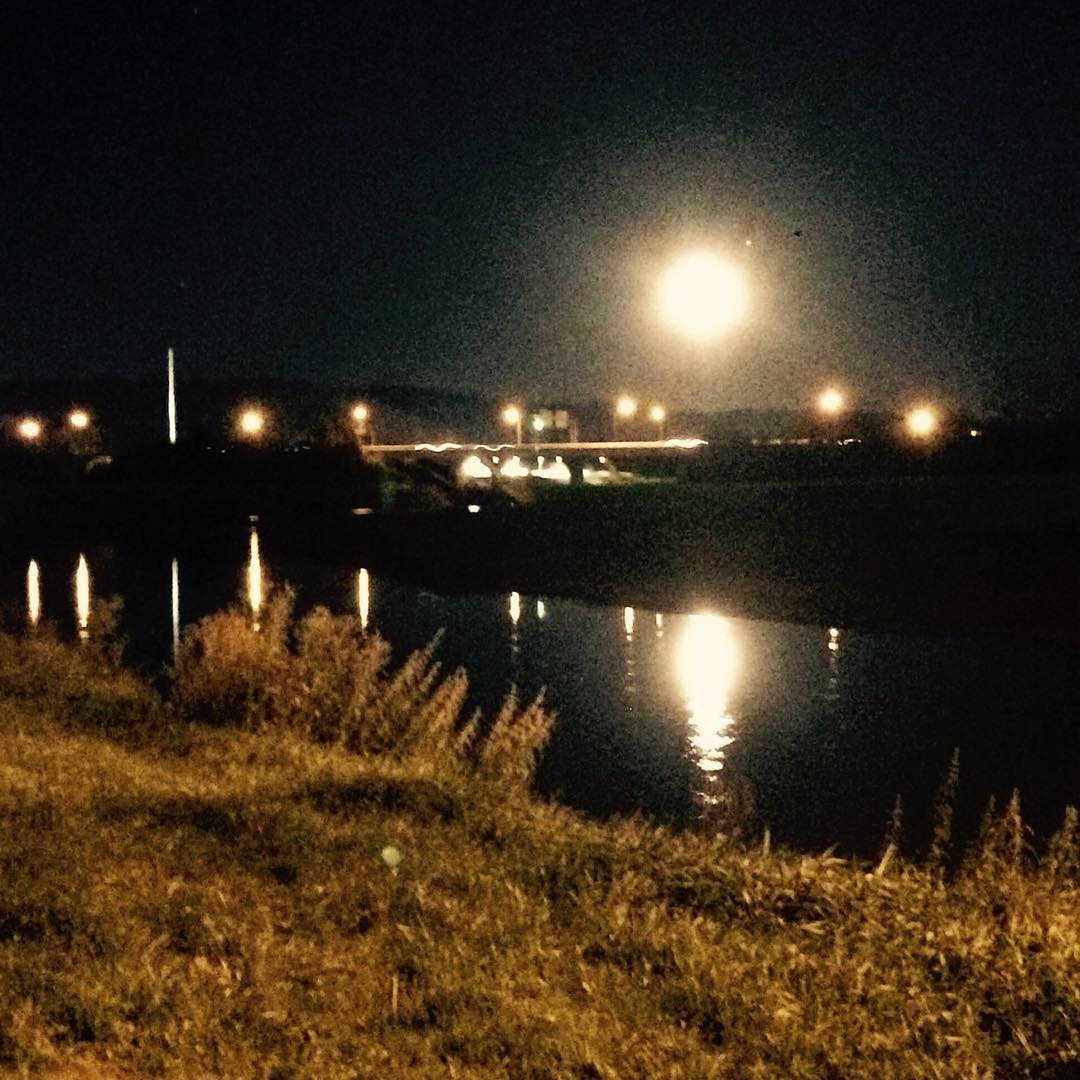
[623,606,635,638]
[536,599,546,621]
[27,560,41,627]
[824,626,842,700]
[508,591,521,665]
[623,607,636,698]
[676,613,738,775]
[247,528,262,630]
[75,554,90,639]
[357,568,370,630]
[171,558,180,660]
[655,612,664,638]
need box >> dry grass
[1,600,1078,1078]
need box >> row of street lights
[815,387,942,439]
[500,398,668,444]
[9,392,944,448]
[11,409,91,442]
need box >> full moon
[658,251,747,343]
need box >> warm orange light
[351,403,369,423]
[906,406,938,439]
[615,396,637,418]
[27,560,41,627]
[531,415,546,432]
[817,388,845,415]
[357,568,370,630]
[676,613,739,773]
[68,409,90,430]
[502,405,522,425]
[75,554,90,636]
[17,418,43,441]
[247,528,263,627]
[238,408,266,437]
[648,404,666,423]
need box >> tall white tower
[167,347,177,445]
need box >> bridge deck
[363,439,707,454]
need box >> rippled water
[5,523,1080,856]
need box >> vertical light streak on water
[655,612,664,638]
[27,560,41,627]
[825,626,842,700]
[536,599,546,620]
[167,347,177,445]
[623,606,636,698]
[75,554,90,638]
[508,591,521,665]
[357,567,370,630]
[676,613,739,780]
[171,558,180,660]
[247,528,262,630]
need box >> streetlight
[905,405,939,439]
[817,388,845,417]
[350,402,373,444]
[658,250,748,343]
[502,404,523,445]
[68,409,90,430]
[531,415,546,443]
[648,403,666,440]
[17,417,43,442]
[237,407,266,439]
[614,396,637,440]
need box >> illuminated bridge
[359,439,708,485]
[362,439,707,456]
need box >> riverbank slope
[1,610,1078,1077]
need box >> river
[4,519,1079,858]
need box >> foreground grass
[0,605,1078,1078]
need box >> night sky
[3,2,1077,412]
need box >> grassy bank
[1,601,1079,1078]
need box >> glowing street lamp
[905,405,939,440]
[531,415,546,442]
[68,409,90,430]
[17,417,43,442]
[502,404,523,445]
[658,250,748,343]
[648,403,666,440]
[350,402,373,445]
[614,395,637,440]
[238,407,266,439]
[817,388,845,417]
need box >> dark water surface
[4,521,1079,858]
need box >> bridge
[361,438,707,456]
